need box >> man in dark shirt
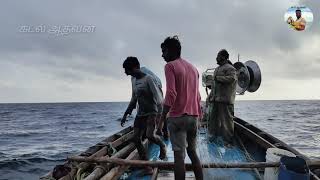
[121,57,167,165]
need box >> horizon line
[0,99,319,104]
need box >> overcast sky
[0,0,319,103]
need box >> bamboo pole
[59,129,134,180]
[99,166,120,180]
[100,149,139,180]
[59,145,110,180]
[100,140,148,180]
[68,156,320,169]
[84,143,136,180]
[110,131,134,148]
[42,133,118,180]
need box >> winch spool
[244,60,261,92]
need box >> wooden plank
[235,118,302,156]
[110,131,134,148]
[234,121,276,149]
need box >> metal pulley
[245,60,261,92]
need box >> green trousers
[208,101,234,143]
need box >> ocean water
[0,101,319,180]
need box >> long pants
[208,102,234,143]
[133,115,166,160]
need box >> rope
[76,168,90,180]
[236,134,262,180]
[74,143,116,180]
[105,143,117,156]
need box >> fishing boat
[41,61,320,180]
[40,117,320,180]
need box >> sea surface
[0,101,319,180]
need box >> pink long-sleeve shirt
[164,58,202,118]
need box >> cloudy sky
[0,0,319,103]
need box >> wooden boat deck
[125,127,260,180]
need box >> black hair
[122,56,140,69]
[296,9,301,12]
[161,35,181,56]
[218,49,229,59]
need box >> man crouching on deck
[159,36,203,180]
[121,57,167,165]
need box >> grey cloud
[0,0,320,102]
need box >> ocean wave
[93,125,105,129]
[0,159,30,169]
[0,152,8,160]
[28,109,38,113]
[0,157,65,170]
[0,130,51,137]
[267,118,275,121]
[0,111,13,115]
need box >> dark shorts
[167,115,198,151]
[134,116,146,129]
[134,114,157,129]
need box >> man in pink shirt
[159,36,203,180]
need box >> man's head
[216,49,229,65]
[161,36,181,62]
[122,56,140,76]
[296,9,302,19]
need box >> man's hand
[121,119,126,127]
[157,104,170,134]
[157,115,165,136]
[213,68,218,79]
[121,112,129,127]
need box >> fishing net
[198,127,261,180]
[123,124,263,180]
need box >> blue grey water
[0,101,319,180]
